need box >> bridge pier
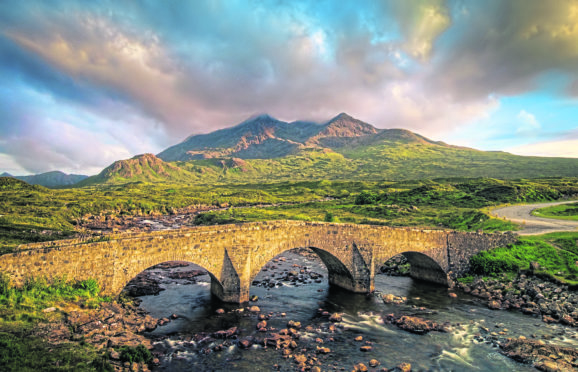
[310,246,374,294]
[210,276,250,303]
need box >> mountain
[84,113,578,185]
[78,153,196,186]
[157,113,382,161]
[1,171,88,187]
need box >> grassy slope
[532,202,578,221]
[82,140,578,186]
[468,232,578,286]
[0,275,112,371]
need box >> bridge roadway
[0,221,516,303]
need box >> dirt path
[491,200,578,235]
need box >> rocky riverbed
[41,249,576,371]
[37,300,159,371]
[124,250,576,371]
[457,273,578,327]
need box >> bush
[470,251,519,275]
[354,190,378,205]
[75,279,100,296]
[119,345,152,365]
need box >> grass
[467,232,578,286]
[0,274,113,371]
[80,139,578,186]
[2,177,577,253]
[532,202,578,221]
[0,274,108,323]
[0,326,112,372]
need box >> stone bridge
[0,221,516,303]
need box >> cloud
[389,0,451,61]
[508,139,578,158]
[516,110,541,135]
[429,0,578,101]
[1,0,578,173]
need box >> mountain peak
[239,113,280,125]
[332,112,354,121]
[319,113,378,137]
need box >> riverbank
[457,273,578,327]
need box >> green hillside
[82,145,578,186]
[78,114,578,186]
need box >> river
[134,250,578,371]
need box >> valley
[1,114,578,371]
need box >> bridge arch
[400,251,450,286]
[115,258,230,301]
[247,246,365,296]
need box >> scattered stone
[354,335,363,342]
[360,345,372,352]
[394,362,412,372]
[157,317,171,326]
[488,300,501,310]
[294,354,307,364]
[500,337,578,371]
[329,313,342,322]
[382,293,407,305]
[239,338,253,349]
[369,359,380,367]
[384,314,448,335]
[449,293,458,299]
[287,320,302,329]
[213,327,238,339]
[249,306,260,312]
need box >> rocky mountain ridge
[157,113,426,161]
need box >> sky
[1,0,578,176]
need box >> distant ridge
[1,171,88,187]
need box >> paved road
[491,200,578,235]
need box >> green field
[532,202,578,221]
[2,176,578,254]
[466,232,578,286]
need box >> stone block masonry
[0,221,517,303]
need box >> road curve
[491,200,578,235]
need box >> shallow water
[137,251,578,371]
